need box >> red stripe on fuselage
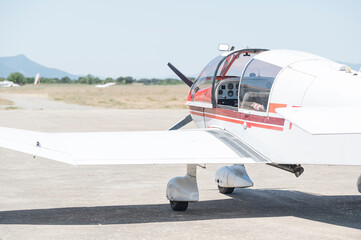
[189,106,284,126]
[188,105,284,131]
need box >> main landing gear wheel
[218,185,235,194]
[170,201,188,211]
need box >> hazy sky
[0,0,360,78]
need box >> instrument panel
[216,80,239,107]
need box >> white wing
[0,127,269,165]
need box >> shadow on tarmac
[1,189,360,229]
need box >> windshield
[190,55,224,102]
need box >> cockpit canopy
[190,48,281,112]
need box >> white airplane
[0,45,361,211]
[0,80,19,87]
[95,82,116,88]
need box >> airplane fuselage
[187,49,361,166]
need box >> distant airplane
[0,45,361,211]
[34,73,40,85]
[0,80,19,87]
[95,82,116,88]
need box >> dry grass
[0,98,14,105]
[5,106,18,110]
[0,84,190,109]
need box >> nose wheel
[218,185,235,194]
[170,201,188,211]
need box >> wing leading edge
[0,127,269,165]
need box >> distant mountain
[0,54,79,79]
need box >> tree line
[0,72,192,85]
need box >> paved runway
[0,98,360,239]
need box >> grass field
[0,84,190,109]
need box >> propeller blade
[168,114,193,131]
[167,63,193,88]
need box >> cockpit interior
[190,49,282,113]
